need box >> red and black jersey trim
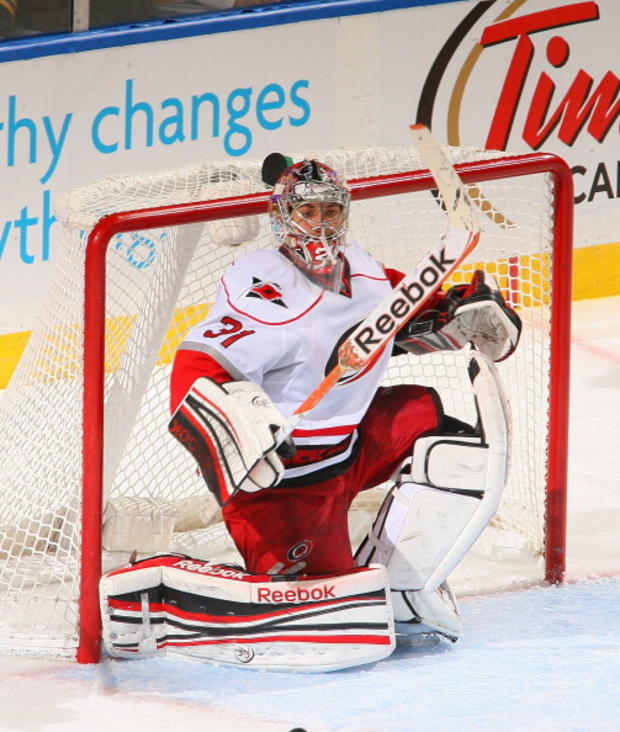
[278,433,361,487]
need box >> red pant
[222,384,441,575]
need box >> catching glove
[395,270,522,362]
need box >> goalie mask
[270,160,351,292]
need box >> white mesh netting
[0,144,561,658]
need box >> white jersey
[180,242,394,480]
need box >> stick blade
[410,124,478,233]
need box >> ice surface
[0,296,618,732]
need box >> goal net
[0,145,572,661]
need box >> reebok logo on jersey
[243,277,287,307]
[255,583,336,603]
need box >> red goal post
[0,148,572,664]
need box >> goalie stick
[289,124,481,420]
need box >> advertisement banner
[0,0,617,343]
[381,0,619,253]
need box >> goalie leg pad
[355,352,509,635]
[355,483,466,641]
[355,479,482,591]
[393,581,463,642]
[100,555,395,672]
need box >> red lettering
[169,421,198,451]
[485,33,534,150]
[203,316,255,348]
[255,583,338,603]
[480,2,612,150]
[525,65,620,148]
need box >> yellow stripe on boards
[1,241,619,389]
[0,331,31,389]
[572,242,620,300]
[156,303,210,365]
[0,303,211,389]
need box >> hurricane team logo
[242,277,288,308]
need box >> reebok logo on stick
[344,244,459,363]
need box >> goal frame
[79,153,573,663]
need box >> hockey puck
[261,152,293,186]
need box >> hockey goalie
[100,154,521,672]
